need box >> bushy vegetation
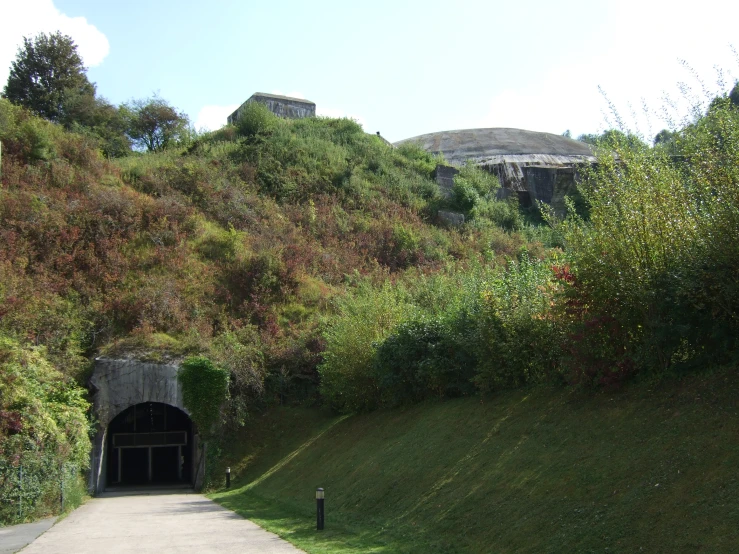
[0,92,530,426]
[550,96,739,385]
[0,336,90,524]
[320,85,739,411]
[320,253,562,411]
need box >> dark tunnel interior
[106,402,193,487]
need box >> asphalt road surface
[0,517,56,554]
[17,489,304,553]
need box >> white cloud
[194,104,239,132]
[481,0,739,138]
[0,0,109,86]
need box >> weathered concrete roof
[250,92,316,106]
[394,128,595,166]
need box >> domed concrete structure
[395,128,596,214]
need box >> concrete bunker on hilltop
[227,92,316,125]
[395,128,596,215]
[88,359,205,494]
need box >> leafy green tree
[653,128,680,155]
[654,129,677,145]
[124,95,190,151]
[3,32,94,122]
[729,81,739,107]
[60,91,131,157]
[577,129,647,149]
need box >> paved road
[17,490,304,553]
[0,517,56,554]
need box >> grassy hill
[211,368,739,553]
[2,90,738,531]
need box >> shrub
[319,283,415,412]
[236,101,279,138]
[473,196,523,231]
[210,328,265,427]
[468,253,563,391]
[0,336,90,524]
[374,316,476,406]
[552,98,739,380]
[451,162,499,213]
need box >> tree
[729,81,739,107]
[3,32,94,122]
[60,91,132,158]
[576,129,647,149]
[124,95,190,151]
[653,129,679,155]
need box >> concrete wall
[484,162,580,216]
[435,162,577,216]
[227,93,316,125]
[435,164,459,198]
[88,359,205,494]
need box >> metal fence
[0,454,79,525]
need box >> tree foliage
[729,81,739,107]
[3,32,94,122]
[553,97,739,381]
[124,95,190,151]
[59,92,131,158]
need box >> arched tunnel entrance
[106,402,193,487]
[89,358,205,494]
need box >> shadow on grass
[209,414,407,553]
[214,490,398,554]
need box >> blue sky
[1,0,738,142]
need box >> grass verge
[210,368,739,553]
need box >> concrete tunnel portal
[89,359,205,493]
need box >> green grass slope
[211,369,739,553]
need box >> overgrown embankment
[211,369,739,553]
[0,96,529,517]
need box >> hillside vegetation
[1,70,739,530]
[0,97,529,520]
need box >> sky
[1,0,738,143]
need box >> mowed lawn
[211,368,739,553]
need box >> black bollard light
[226,467,231,488]
[316,487,325,530]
